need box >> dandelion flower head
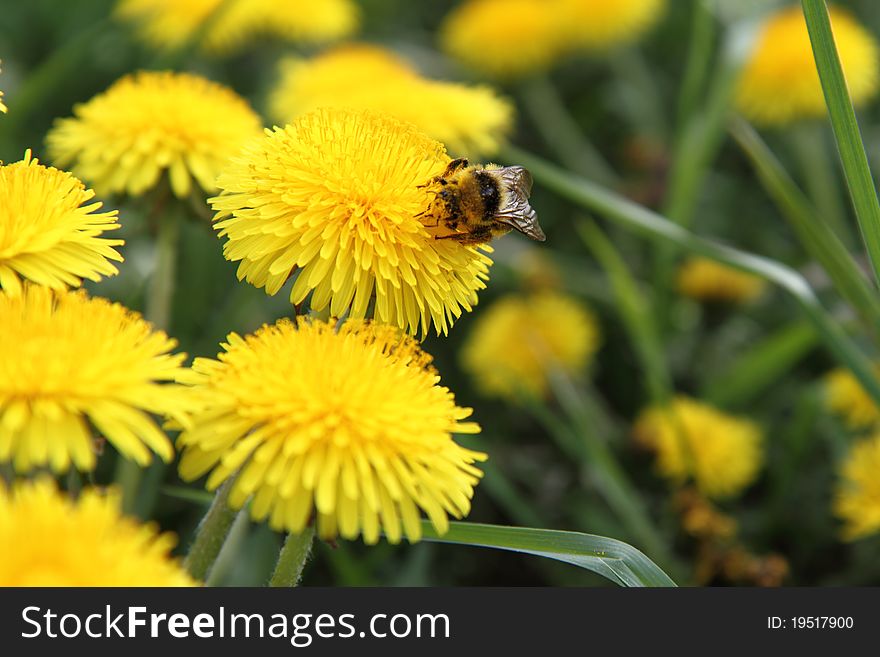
[825,366,880,429]
[736,5,880,125]
[0,478,195,586]
[559,0,665,51]
[47,71,263,198]
[177,318,486,545]
[0,150,123,295]
[441,0,568,79]
[633,396,764,499]
[0,285,192,473]
[117,0,359,54]
[676,257,765,304]
[211,107,494,337]
[461,291,600,401]
[834,433,880,540]
[268,44,514,157]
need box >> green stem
[502,143,880,406]
[146,194,179,332]
[788,121,852,245]
[114,457,143,517]
[802,0,880,288]
[676,0,716,132]
[269,528,316,587]
[578,220,672,405]
[654,39,742,322]
[115,187,179,516]
[205,509,250,586]
[184,478,240,582]
[518,75,618,187]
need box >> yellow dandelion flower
[559,0,665,51]
[268,44,514,158]
[736,5,880,126]
[834,433,880,540]
[825,366,880,429]
[211,108,494,337]
[0,150,123,296]
[441,0,568,79]
[0,478,195,586]
[676,257,765,303]
[633,396,764,499]
[461,291,600,400]
[177,318,485,545]
[47,71,262,199]
[0,285,192,473]
[117,0,358,54]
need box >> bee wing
[494,166,546,242]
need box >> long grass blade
[801,0,880,288]
[500,143,880,406]
[730,118,880,333]
[578,220,672,404]
[420,521,677,587]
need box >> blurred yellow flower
[825,366,880,429]
[0,60,6,114]
[634,396,764,499]
[560,0,665,51]
[441,0,567,79]
[0,285,192,473]
[177,318,485,545]
[269,44,514,158]
[676,257,765,303]
[736,5,880,125]
[0,478,195,586]
[117,0,358,54]
[211,108,493,337]
[461,291,600,400]
[47,71,262,198]
[834,433,880,540]
[0,150,123,295]
[441,0,663,79]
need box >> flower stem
[115,186,179,516]
[146,192,179,332]
[269,528,316,587]
[518,75,618,187]
[788,121,853,246]
[184,478,240,582]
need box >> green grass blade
[802,0,880,288]
[523,392,677,576]
[578,220,672,404]
[702,321,819,408]
[420,521,677,587]
[676,0,716,132]
[731,118,880,332]
[500,143,880,407]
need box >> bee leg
[443,158,469,176]
[417,158,470,188]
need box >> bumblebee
[419,158,546,245]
